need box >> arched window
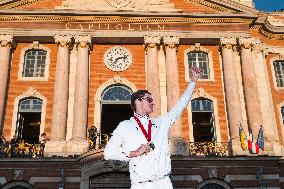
[22,49,47,77]
[102,85,132,103]
[16,98,43,143]
[191,98,216,142]
[273,60,284,87]
[101,85,133,138]
[188,51,210,79]
[201,184,226,189]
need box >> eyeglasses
[140,97,153,103]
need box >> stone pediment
[57,0,178,11]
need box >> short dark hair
[131,90,151,111]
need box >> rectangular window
[23,50,47,78]
[273,61,284,87]
[188,52,210,79]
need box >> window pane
[102,85,132,101]
[19,98,43,112]
[191,98,213,112]
[273,61,284,87]
[188,52,210,79]
[281,106,284,124]
[22,49,47,78]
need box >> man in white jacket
[104,67,201,189]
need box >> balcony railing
[0,140,44,158]
[188,142,231,157]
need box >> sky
[254,0,284,12]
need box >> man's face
[135,93,154,115]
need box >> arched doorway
[101,85,133,143]
[191,98,216,142]
[15,98,42,144]
[201,184,226,189]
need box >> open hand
[190,66,202,82]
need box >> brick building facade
[0,0,284,188]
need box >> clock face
[104,46,132,72]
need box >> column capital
[0,34,13,47]
[74,35,92,49]
[54,35,72,48]
[239,37,252,49]
[220,37,237,49]
[163,36,179,49]
[251,38,270,56]
[144,35,161,50]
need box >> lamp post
[59,169,64,189]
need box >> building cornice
[251,14,284,40]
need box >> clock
[104,46,132,72]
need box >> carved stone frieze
[54,34,72,48]
[13,169,24,180]
[220,37,237,49]
[0,34,13,47]
[74,35,92,49]
[58,0,177,11]
[239,37,252,49]
[163,36,179,49]
[208,168,218,178]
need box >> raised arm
[163,67,201,126]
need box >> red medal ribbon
[133,115,152,142]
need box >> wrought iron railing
[0,140,44,158]
[188,142,231,157]
[88,133,112,151]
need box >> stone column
[50,35,72,141]
[239,37,263,138]
[0,34,13,133]
[251,39,280,155]
[67,35,91,155]
[164,36,187,155]
[45,35,72,157]
[220,37,243,155]
[144,36,161,116]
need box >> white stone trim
[0,177,7,185]
[171,175,203,182]
[197,178,231,189]
[183,45,215,82]
[10,87,47,140]
[28,176,80,184]
[269,56,284,90]
[1,181,33,189]
[17,43,51,81]
[277,102,284,144]
[224,174,279,182]
[187,88,222,142]
[94,76,137,134]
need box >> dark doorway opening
[101,104,132,135]
[193,112,215,142]
[17,112,41,144]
